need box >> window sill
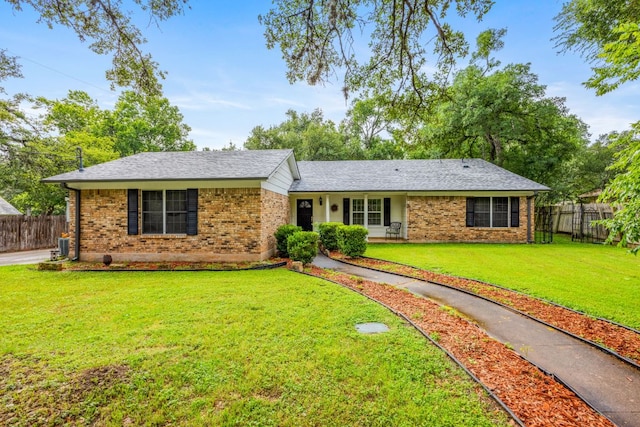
[141,234,188,239]
[467,227,516,230]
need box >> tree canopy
[555,0,640,251]
[4,0,188,95]
[260,0,494,106]
[0,90,193,214]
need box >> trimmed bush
[318,222,343,251]
[337,225,368,258]
[275,224,302,257]
[287,231,319,265]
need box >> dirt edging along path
[305,264,614,427]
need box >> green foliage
[596,123,640,254]
[554,0,640,95]
[0,268,509,426]
[587,22,640,95]
[408,62,589,195]
[260,0,494,108]
[244,109,360,160]
[287,231,319,264]
[0,90,193,214]
[274,224,302,257]
[555,1,640,235]
[5,1,188,95]
[337,225,368,258]
[365,234,640,328]
[317,222,343,251]
[105,91,195,156]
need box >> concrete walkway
[0,249,54,266]
[313,253,640,427]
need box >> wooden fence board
[0,216,67,253]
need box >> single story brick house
[43,149,548,262]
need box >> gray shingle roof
[0,196,22,215]
[43,149,297,183]
[289,159,549,192]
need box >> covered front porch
[289,193,407,239]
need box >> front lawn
[366,235,640,329]
[0,266,508,426]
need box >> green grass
[366,235,640,329]
[0,266,508,426]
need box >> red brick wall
[407,196,529,243]
[260,188,290,255]
[69,187,288,262]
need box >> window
[466,197,516,228]
[352,199,364,225]
[368,198,382,225]
[142,190,188,234]
[352,198,382,226]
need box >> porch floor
[368,237,407,243]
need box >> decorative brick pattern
[68,187,289,262]
[407,196,529,243]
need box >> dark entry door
[297,199,313,231]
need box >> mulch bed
[306,264,614,427]
[330,252,640,365]
[46,259,287,271]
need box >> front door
[297,199,313,231]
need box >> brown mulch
[55,259,287,271]
[330,252,640,365]
[307,265,614,427]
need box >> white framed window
[368,198,382,225]
[142,190,187,234]
[352,198,382,226]
[466,197,512,228]
[352,199,365,225]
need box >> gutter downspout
[526,195,534,243]
[63,183,81,261]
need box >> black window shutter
[510,197,520,227]
[343,198,350,225]
[127,189,139,235]
[465,198,475,227]
[186,188,198,235]
[384,198,391,226]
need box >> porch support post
[325,194,330,222]
[364,194,368,230]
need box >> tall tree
[597,125,640,254]
[103,91,195,156]
[340,96,406,159]
[4,0,188,95]
[555,1,640,250]
[244,109,359,160]
[260,0,494,108]
[407,62,589,194]
[0,89,194,214]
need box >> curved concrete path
[313,254,640,427]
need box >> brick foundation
[407,196,529,243]
[68,187,289,262]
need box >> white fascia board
[63,180,263,191]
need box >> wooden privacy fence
[551,203,613,243]
[0,215,67,253]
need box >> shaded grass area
[0,266,508,426]
[366,235,640,329]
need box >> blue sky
[1,1,638,150]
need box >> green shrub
[337,225,368,258]
[287,231,319,264]
[318,222,343,251]
[275,224,302,257]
